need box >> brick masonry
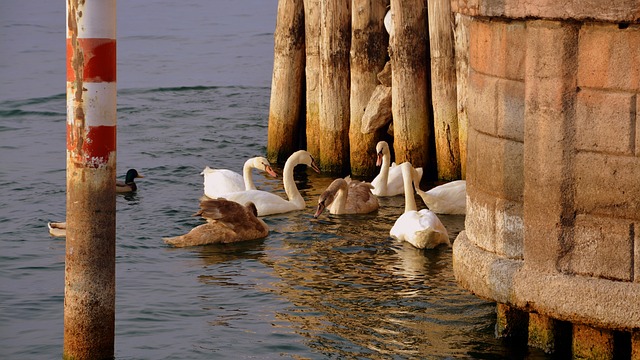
[452,0,640,350]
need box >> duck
[220,150,320,216]
[202,156,277,198]
[116,168,144,193]
[415,180,466,215]
[47,168,144,237]
[163,198,268,247]
[313,176,379,218]
[371,141,423,196]
[389,162,450,249]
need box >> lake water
[0,1,552,359]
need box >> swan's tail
[48,221,67,237]
[200,166,215,175]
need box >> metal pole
[64,0,117,358]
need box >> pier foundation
[452,0,640,357]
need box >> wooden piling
[428,0,461,180]
[65,0,116,358]
[266,0,306,164]
[454,13,470,179]
[389,0,433,174]
[318,0,351,175]
[349,0,389,177]
[303,0,321,161]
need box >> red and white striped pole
[65,0,117,358]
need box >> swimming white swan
[202,156,277,198]
[220,150,320,216]
[390,162,450,249]
[371,141,422,196]
[416,180,466,215]
[313,177,379,218]
[163,198,268,247]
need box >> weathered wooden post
[304,0,321,161]
[428,0,461,180]
[388,0,433,175]
[349,0,389,177]
[266,0,305,164]
[454,13,470,179]
[318,0,351,175]
[65,0,117,358]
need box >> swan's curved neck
[282,155,305,208]
[401,163,417,212]
[378,151,391,192]
[329,180,349,214]
[243,159,256,191]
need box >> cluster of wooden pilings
[266,0,465,181]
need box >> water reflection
[196,172,492,358]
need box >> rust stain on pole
[64,0,117,358]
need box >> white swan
[313,177,379,218]
[384,8,393,37]
[220,150,320,216]
[390,162,450,249]
[371,141,422,196]
[202,156,277,198]
[416,180,466,215]
[163,198,268,247]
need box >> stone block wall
[452,0,640,356]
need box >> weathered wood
[389,0,433,175]
[428,0,461,180]
[349,0,389,177]
[377,61,392,86]
[266,0,306,164]
[318,0,351,175]
[361,85,392,133]
[303,0,321,161]
[454,12,470,179]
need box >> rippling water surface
[0,1,553,359]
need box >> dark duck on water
[116,169,144,193]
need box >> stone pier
[451,0,640,357]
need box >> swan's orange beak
[310,158,321,173]
[313,202,326,218]
[376,152,383,167]
[265,165,277,177]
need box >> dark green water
[0,1,554,359]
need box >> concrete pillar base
[496,303,528,339]
[572,324,615,360]
[631,331,640,360]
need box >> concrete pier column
[522,20,579,273]
[65,0,117,358]
[451,0,640,357]
[266,0,305,164]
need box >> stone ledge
[453,231,640,330]
[452,0,640,23]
